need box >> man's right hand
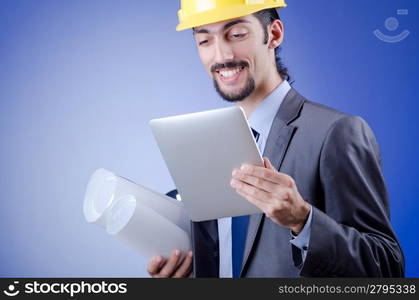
[147,249,193,278]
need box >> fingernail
[155,256,162,263]
[174,249,180,256]
[188,251,193,257]
[241,164,249,171]
[230,179,236,187]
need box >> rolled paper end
[106,195,137,235]
[83,168,117,227]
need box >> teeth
[219,67,242,78]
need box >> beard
[211,60,255,102]
[213,75,255,103]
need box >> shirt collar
[247,80,291,139]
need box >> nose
[213,37,234,64]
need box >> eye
[199,40,208,46]
[230,33,247,39]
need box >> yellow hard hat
[176,0,287,31]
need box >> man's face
[193,15,272,102]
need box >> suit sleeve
[300,115,404,277]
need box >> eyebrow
[193,19,251,35]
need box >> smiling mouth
[216,66,245,78]
[216,67,244,78]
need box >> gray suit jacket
[173,88,404,277]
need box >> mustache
[210,61,249,73]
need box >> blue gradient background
[0,0,417,277]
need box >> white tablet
[149,106,263,221]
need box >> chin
[213,74,255,103]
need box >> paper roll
[83,168,191,259]
[84,168,190,234]
[111,174,190,235]
[83,168,117,227]
[106,194,191,259]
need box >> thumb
[263,157,275,170]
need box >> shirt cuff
[289,205,313,253]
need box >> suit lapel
[240,88,305,276]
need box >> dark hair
[252,8,291,82]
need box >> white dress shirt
[218,80,313,277]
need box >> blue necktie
[232,127,259,278]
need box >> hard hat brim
[176,3,286,31]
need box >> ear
[268,19,284,49]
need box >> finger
[173,251,193,278]
[239,164,282,184]
[240,163,292,186]
[232,178,272,204]
[232,169,277,193]
[236,188,286,220]
[147,255,165,276]
[158,250,181,277]
[236,187,270,212]
[263,157,275,170]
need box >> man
[147,0,404,277]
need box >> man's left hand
[230,157,311,234]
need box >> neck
[236,70,284,118]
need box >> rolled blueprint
[106,194,191,259]
[83,168,191,259]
